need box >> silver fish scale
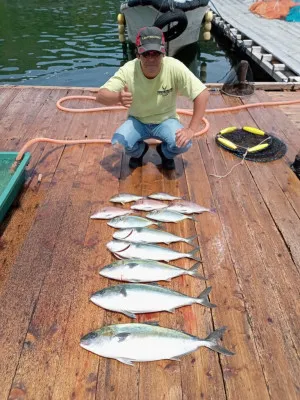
[80,324,234,364]
[146,209,191,223]
[167,202,211,214]
[90,284,214,318]
[110,193,143,204]
[148,193,182,201]
[107,216,156,229]
[99,259,206,282]
[91,207,133,219]
[131,199,168,211]
[113,227,191,244]
[107,241,200,261]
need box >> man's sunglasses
[141,51,162,58]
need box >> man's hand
[176,127,196,148]
[119,85,133,108]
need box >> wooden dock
[210,0,300,82]
[0,86,300,400]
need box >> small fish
[146,209,197,223]
[148,193,182,201]
[106,240,201,262]
[91,207,133,220]
[110,193,143,205]
[113,227,198,245]
[167,201,216,215]
[80,324,234,365]
[90,284,216,318]
[131,198,168,211]
[107,215,159,229]
[99,259,207,282]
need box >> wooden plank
[0,88,52,151]
[240,90,300,163]
[136,148,185,400]
[211,0,300,76]
[3,84,300,91]
[165,159,227,399]
[24,88,85,185]
[51,146,123,400]
[0,144,84,398]
[6,96,117,399]
[95,135,141,400]
[0,188,44,294]
[205,93,300,399]
[8,145,94,399]
[150,104,228,399]
[178,96,270,399]
[1,88,300,399]
[241,91,300,263]
[0,87,20,112]
[0,90,85,294]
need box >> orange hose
[14,95,300,165]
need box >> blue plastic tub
[0,152,31,223]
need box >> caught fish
[106,240,201,262]
[80,323,234,365]
[131,198,168,211]
[91,207,133,220]
[99,259,207,282]
[91,284,215,318]
[148,192,182,201]
[110,193,143,205]
[107,215,158,229]
[146,209,197,223]
[167,200,216,215]
[113,227,198,245]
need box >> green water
[0,0,269,86]
[0,159,13,197]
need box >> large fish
[107,216,159,229]
[131,198,168,211]
[113,227,198,245]
[91,207,133,220]
[99,260,207,282]
[146,209,197,223]
[106,240,201,262]
[147,192,182,201]
[90,284,215,318]
[80,323,234,365]
[110,193,143,204]
[167,201,216,215]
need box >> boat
[120,0,210,56]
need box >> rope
[210,136,271,179]
[210,150,248,179]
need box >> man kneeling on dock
[96,26,209,170]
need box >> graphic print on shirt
[157,85,173,96]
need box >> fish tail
[187,262,207,280]
[203,327,235,356]
[186,234,200,244]
[188,247,202,262]
[196,286,216,308]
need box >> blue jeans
[111,116,192,159]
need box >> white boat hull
[122,5,208,56]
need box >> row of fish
[80,192,234,364]
[91,197,215,220]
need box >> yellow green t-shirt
[100,56,206,124]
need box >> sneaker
[156,143,175,170]
[129,143,149,169]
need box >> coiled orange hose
[13,95,300,165]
